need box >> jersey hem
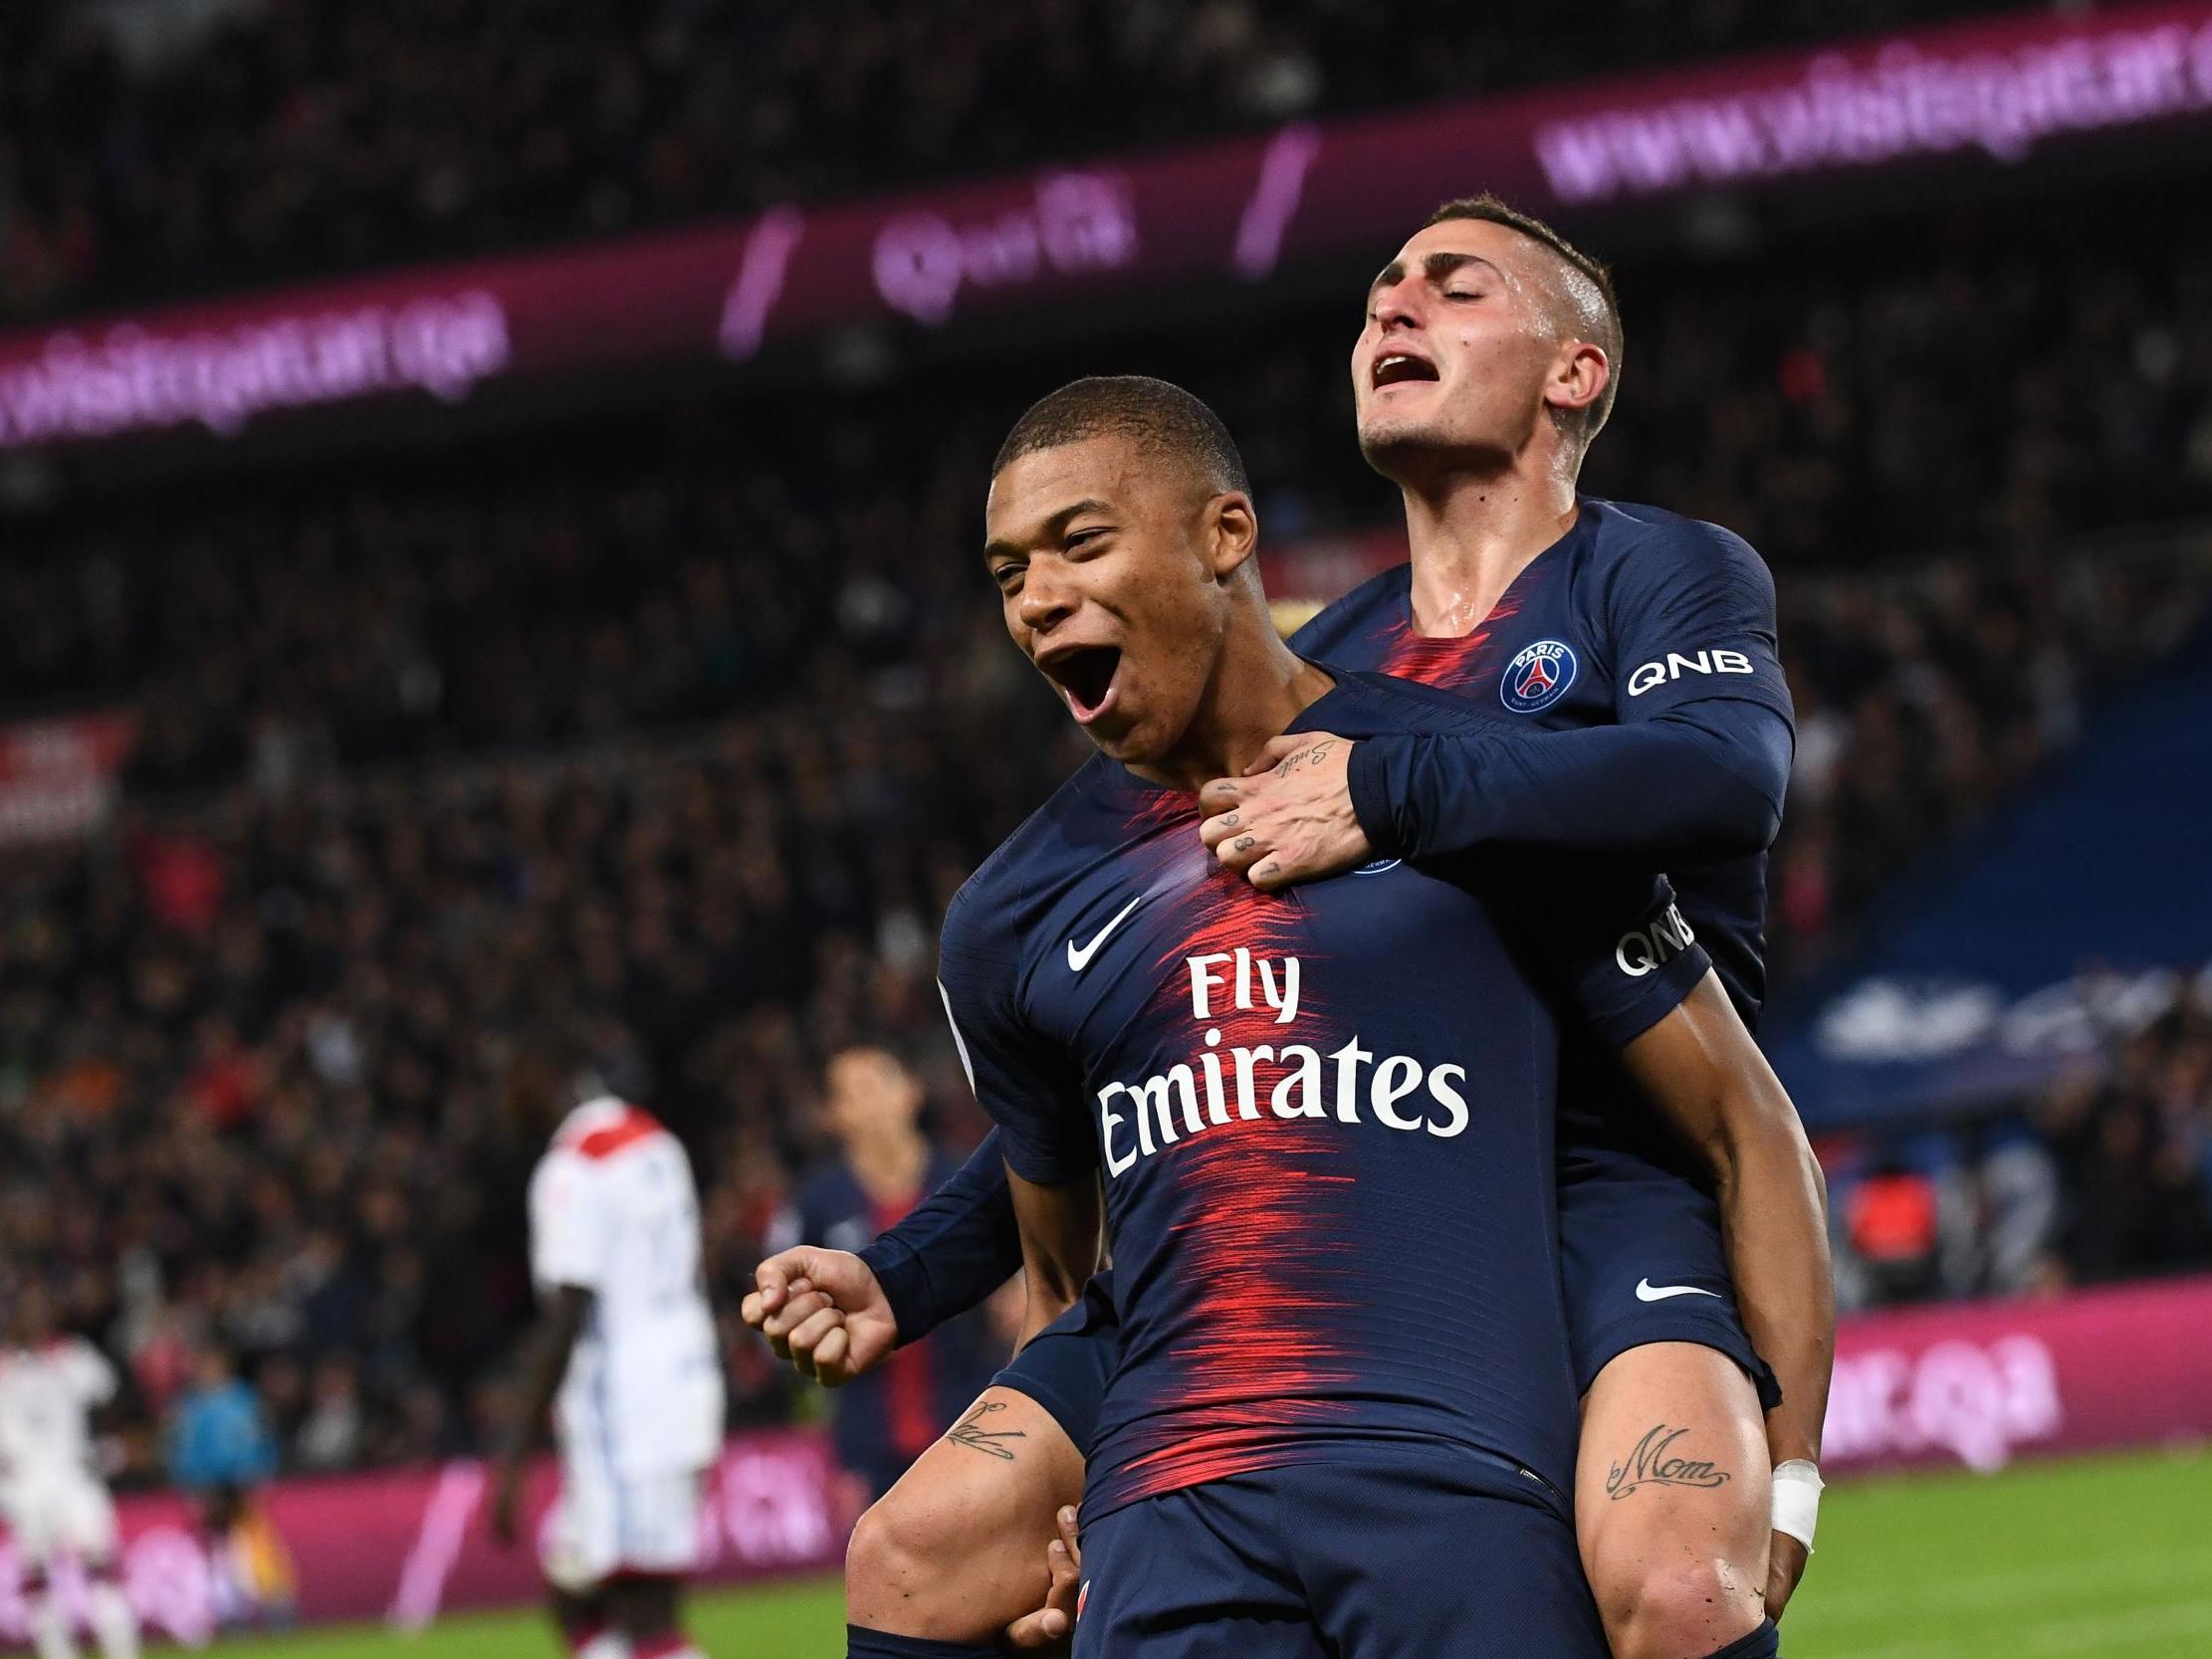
[1079,1430,1570,1532]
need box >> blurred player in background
[165,1344,298,1632]
[491,1030,725,1659]
[0,1286,138,1659]
[765,1046,997,1502]
[165,1344,296,1632]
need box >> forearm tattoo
[946,1398,1026,1461]
[1605,1424,1732,1500]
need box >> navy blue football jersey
[937,670,1711,1523]
[1291,497,1792,1025]
[1292,499,1792,1209]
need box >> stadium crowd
[3,521,2208,1479]
[3,173,2211,1480]
[16,536,2207,1482]
[4,0,2008,317]
[1825,973,2212,1311]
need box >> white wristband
[1770,1459,1824,1551]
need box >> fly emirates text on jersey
[1096,949,1469,1178]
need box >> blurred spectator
[1827,975,2212,1313]
[165,1346,278,1498]
[293,1357,365,1473]
[765,1045,1002,1501]
[2044,996,2212,1281]
[164,1345,298,1629]
[1845,1158,1941,1304]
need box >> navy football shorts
[1072,1448,1607,1659]
[1556,1141,1781,1409]
[991,1270,1118,1453]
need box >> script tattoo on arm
[1604,1424,1732,1500]
[946,1398,1027,1462]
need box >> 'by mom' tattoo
[1605,1424,1731,1500]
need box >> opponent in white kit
[492,1036,725,1659]
[0,1286,139,1659]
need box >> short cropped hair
[993,375,1250,498]
[1425,193,1624,446]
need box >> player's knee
[1598,1556,1761,1659]
[846,1479,1015,1638]
[845,1491,954,1606]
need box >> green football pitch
[172,1444,2206,1658]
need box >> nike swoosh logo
[1067,895,1146,972]
[1636,1279,1722,1303]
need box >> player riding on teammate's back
[950,376,1704,1653]
[750,196,1833,1659]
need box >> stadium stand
[2,9,2210,1489]
[4,466,2208,1477]
[0,0,2017,316]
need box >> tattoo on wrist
[1605,1424,1731,1500]
[947,1399,1026,1461]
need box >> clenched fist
[742,1246,901,1386]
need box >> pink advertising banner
[0,1429,843,1648]
[1821,1274,2212,1475]
[4,1281,2210,1641]
[2,3,2208,450]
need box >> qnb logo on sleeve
[1626,648,1757,697]
[1616,905,1697,977]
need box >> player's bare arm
[1617,972,1836,1617]
[1005,1166,1102,1346]
[490,1282,592,1545]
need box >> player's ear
[1544,340,1609,422]
[1204,491,1259,584]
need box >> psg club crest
[1501,639,1577,714]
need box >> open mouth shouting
[1037,642,1125,725]
[1371,347,1440,390]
